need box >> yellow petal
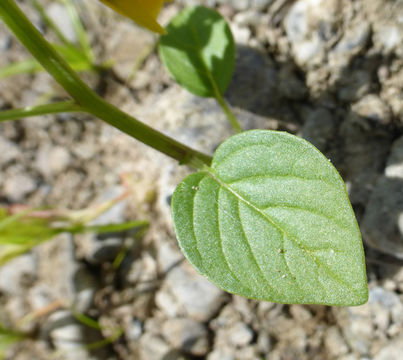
[100,0,171,34]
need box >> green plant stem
[0,0,212,168]
[61,0,94,62]
[215,93,242,133]
[0,101,82,122]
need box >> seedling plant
[0,0,368,307]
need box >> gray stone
[0,253,37,295]
[380,66,403,122]
[210,303,242,331]
[347,320,373,354]
[157,241,183,274]
[103,21,154,83]
[338,356,359,360]
[369,286,403,326]
[2,172,37,201]
[28,283,55,312]
[385,137,403,179]
[337,112,392,207]
[210,304,257,357]
[334,304,373,356]
[225,47,296,124]
[0,29,10,53]
[222,0,249,11]
[155,290,179,319]
[289,305,312,323]
[90,188,128,224]
[188,0,274,10]
[228,322,254,347]
[156,261,227,322]
[369,0,403,56]
[35,234,78,301]
[362,135,403,257]
[71,142,97,161]
[373,336,403,360]
[235,346,260,359]
[73,266,99,313]
[334,289,403,358]
[46,3,77,43]
[162,318,209,356]
[256,331,271,353]
[138,333,171,360]
[232,296,257,324]
[374,25,402,54]
[78,235,123,265]
[301,107,335,151]
[75,186,129,264]
[234,10,261,27]
[352,94,392,126]
[231,23,252,44]
[207,349,235,360]
[331,21,371,60]
[35,145,72,178]
[43,310,103,360]
[124,251,158,286]
[284,0,339,67]
[324,326,349,357]
[337,70,372,103]
[0,137,19,164]
[250,0,274,10]
[125,319,143,341]
[278,65,307,100]
[35,234,98,312]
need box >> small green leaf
[159,6,235,97]
[172,130,368,306]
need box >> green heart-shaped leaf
[159,6,235,98]
[172,130,368,306]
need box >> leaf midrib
[203,167,360,295]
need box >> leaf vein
[214,143,281,169]
[278,232,305,295]
[227,174,338,190]
[190,178,206,267]
[206,169,359,295]
[262,204,350,233]
[234,196,281,298]
[216,186,251,293]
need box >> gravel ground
[1,0,403,359]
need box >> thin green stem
[215,93,242,133]
[0,101,82,122]
[61,0,94,62]
[0,0,212,168]
[31,0,70,46]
